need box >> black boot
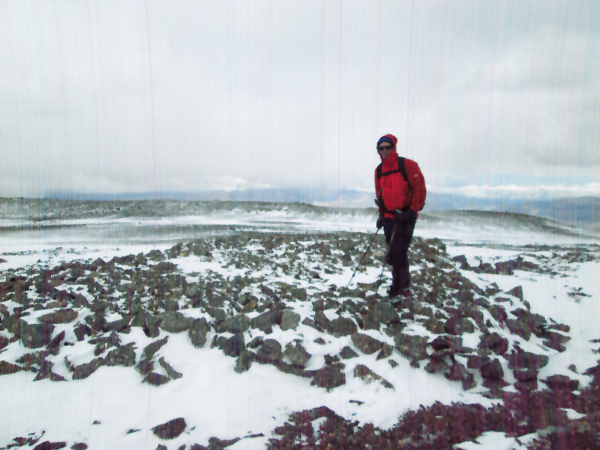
[387,266,402,297]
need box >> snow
[1,208,599,448]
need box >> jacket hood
[379,134,399,166]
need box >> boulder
[251,309,278,334]
[74,324,92,341]
[152,418,187,440]
[280,310,301,331]
[284,341,311,366]
[394,334,428,361]
[188,318,210,348]
[326,316,357,337]
[480,359,504,381]
[257,339,282,363]
[104,343,136,367]
[376,344,394,360]
[339,346,359,360]
[159,311,192,333]
[376,302,400,325]
[163,299,180,311]
[0,361,22,375]
[354,364,393,389]
[37,308,78,324]
[158,357,182,379]
[46,330,65,355]
[216,314,250,334]
[351,333,383,355]
[542,330,570,352]
[19,320,55,349]
[143,337,169,360]
[235,350,255,374]
[144,372,171,386]
[311,363,346,390]
[506,350,549,371]
[73,358,104,380]
[445,316,475,335]
[505,319,532,341]
[478,333,509,355]
[445,361,476,390]
[220,333,245,357]
[544,375,579,391]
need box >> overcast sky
[1,0,599,202]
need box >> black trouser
[383,217,416,290]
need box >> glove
[393,208,416,223]
[376,214,385,229]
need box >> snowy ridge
[1,225,600,449]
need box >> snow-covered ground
[1,206,599,449]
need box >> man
[375,134,426,298]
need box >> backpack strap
[376,157,410,214]
[378,157,409,183]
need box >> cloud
[0,0,598,199]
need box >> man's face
[377,143,393,159]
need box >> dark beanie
[377,136,394,147]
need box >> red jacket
[375,134,426,219]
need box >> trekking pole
[344,227,381,291]
[375,222,397,295]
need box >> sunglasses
[377,145,393,152]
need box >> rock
[104,343,136,367]
[73,358,104,380]
[251,309,278,334]
[376,344,394,360]
[143,313,160,338]
[34,360,66,382]
[354,364,393,389]
[505,286,524,302]
[313,337,326,345]
[152,417,187,440]
[478,333,509,355]
[33,442,67,450]
[221,333,245,357]
[159,311,192,333]
[137,358,154,375]
[19,321,55,349]
[445,316,475,335]
[542,330,570,352]
[280,310,301,331]
[311,363,346,390]
[339,346,359,360]
[38,308,78,324]
[376,302,400,324]
[0,361,22,375]
[235,350,255,373]
[217,314,250,334]
[257,339,282,363]
[480,359,504,381]
[90,300,110,313]
[488,305,507,323]
[445,361,476,388]
[513,367,538,381]
[246,336,264,349]
[208,308,227,323]
[46,330,65,355]
[71,443,88,450]
[351,333,383,355]
[325,316,357,337]
[544,375,579,391]
[284,341,311,366]
[505,319,531,341]
[424,359,450,374]
[394,334,428,361]
[74,324,92,341]
[144,372,171,386]
[0,335,9,350]
[163,299,180,311]
[188,318,210,348]
[159,357,182,379]
[429,335,463,352]
[506,350,549,371]
[143,337,169,360]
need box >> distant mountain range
[20,190,600,232]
